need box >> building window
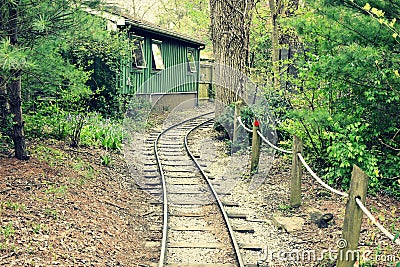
[151,40,165,70]
[187,48,197,73]
[131,36,146,69]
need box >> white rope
[355,198,400,245]
[237,116,292,154]
[297,153,349,197]
[257,130,293,154]
[237,116,252,133]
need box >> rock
[272,216,305,233]
[310,212,334,228]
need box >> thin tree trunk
[8,71,29,160]
[7,0,29,160]
[0,76,10,132]
[269,0,280,91]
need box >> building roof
[84,6,205,47]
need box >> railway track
[150,112,244,266]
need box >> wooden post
[232,101,242,153]
[250,119,261,173]
[290,135,303,208]
[337,165,369,267]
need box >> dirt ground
[0,139,159,266]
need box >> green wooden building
[107,13,205,107]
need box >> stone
[272,216,305,233]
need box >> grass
[44,209,58,220]
[1,222,15,239]
[1,201,26,212]
[44,185,68,198]
[31,145,66,166]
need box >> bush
[25,103,125,150]
[80,114,125,150]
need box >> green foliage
[100,153,112,166]
[1,223,15,239]
[261,0,400,197]
[80,114,125,150]
[31,145,66,166]
[44,185,68,198]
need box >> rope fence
[355,198,400,246]
[297,153,349,198]
[234,112,399,266]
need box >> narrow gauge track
[154,112,244,267]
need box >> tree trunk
[0,77,10,133]
[8,71,29,160]
[269,0,280,91]
[209,0,255,116]
[7,0,29,160]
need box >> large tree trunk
[7,0,29,160]
[209,0,255,115]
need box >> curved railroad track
[153,112,244,267]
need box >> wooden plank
[226,211,248,219]
[168,242,225,249]
[168,264,236,267]
[232,226,255,233]
[168,180,200,185]
[239,243,264,251]
[169,211,206,217]
[170,226,211,231]
[168,191,204,195]
[221,200,239,207]
[165,172,197,178]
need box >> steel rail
[184,118,245,267]
[154,111,214,267]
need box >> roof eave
[124,18,205,47]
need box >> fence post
[250,118,261,173]
[232,101,242,153]
[337,165,369,267]
[290,135,303,208]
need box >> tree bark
[269,0,280,91]
[8,71,29,160]
[0,77,10,133]
[7,1,29,160]
[209,0,255,116]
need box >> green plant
[44,209,58,220]
[44,185,68,197]
[31,145,66,166]
[79,113,125,150]
[32,223,42,234]
[101,153,112,166]
[3,201,26,212]
[277,204,292,213]
[1,223,15,239]
[72,159,95,184]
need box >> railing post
[290,135,303,208]
[250,118,261,173]
[232,101,242,153]
[337,165,369,267]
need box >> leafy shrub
[80,113,125,150]
[25,103,72,140]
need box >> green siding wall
[119,31,201,95]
